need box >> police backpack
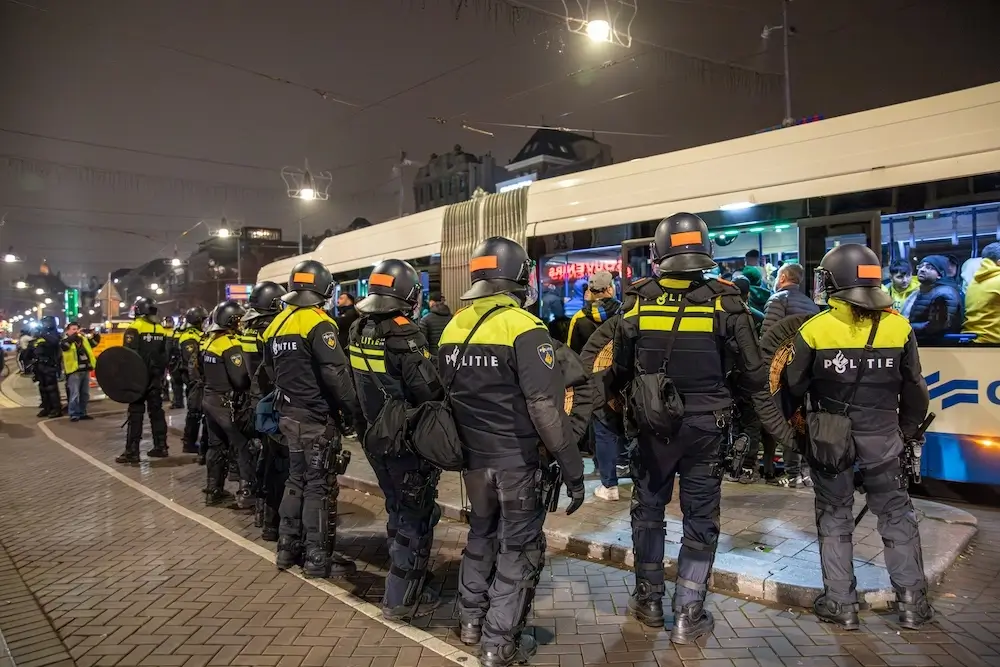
[407,305,506,471]
[352,318,410,458]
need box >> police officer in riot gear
[165,317,186,409]
[241,281,288,541]
[440,237,585,667]
[202,300,252,505]
[116,297,170,464]
[179,307,208,455]
[610,213,769,644]
[262,259,363,578]
[32,316,63,418]
[785,244,933,630]
[350,259,444,621]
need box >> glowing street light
[171,257,182,267]
[35,288,44,295]
[23,309,30,315]
[3,253,17,263]
[215,228,231,238]
[88,309,95,315]
[150,283,159,291]
[119,301,126,308]
[586,19,611,42]
[44,297,52,304]
[155,288,164,295]
[15,281,26,289]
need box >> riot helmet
[244,281,286,322]
[356,259,421,315]
[283,260,335,307]
[461,236,537,306]
[132,296,157,318]
[208,300,246,333]
[40,315,59,331]
[815,243,892,310]
[652,213,717,273]
[184,306,208,329]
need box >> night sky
[1,0,998,291]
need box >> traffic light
[65,288,80,320]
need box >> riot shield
[95,346,149,404]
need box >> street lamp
[44,297,52,304]
[155,288,164,295]
[35,288,44,295]
[15,281,26,289]
[585,19,611,42]
[150,283,159,291]
[88,309,95,315]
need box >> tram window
[538,246,628,322]
[881,202,1000,347]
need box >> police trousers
[459,466,546,652]
[277,408,340,555]
[183,379,205,450]
[632,414,724,610]
[812,458,927,604]
[365,447,441,609]
[170,371,185,408]
[126,378,167,454]
[255,435,289,532]
[36,365,61,415]
[203,393,248,492]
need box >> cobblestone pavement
[0,408,996,667]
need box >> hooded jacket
[418,302,453,355]
[740,266,772,314]
[964,257,1000,344]
[883,276,919,312]
[566,297,621,354]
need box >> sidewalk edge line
[36,420,479,667]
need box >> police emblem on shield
[537,343,555,369]
[322,331,337,349]
[231,354,242,366]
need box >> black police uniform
[350,259,445,620]
[178,307,208,455]
[118,298,169,462]
[261,260,362,578]
[441,237,585,667]
[32,318,63,418]
[784,244,933,630]
[201,302,252,505]
[166,322,186,409]
[242,281,288,541]
[611,213,768,644]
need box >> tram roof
[259,82,1000,283]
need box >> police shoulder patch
[537,342,555,369]
[322,331,337,349]
[230,353,242,366]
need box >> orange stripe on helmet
[292,272,316,284]
[857,265,882,279]
[470,255,499,272]
[369,273,395,287]
[670,231,703,246]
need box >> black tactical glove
[565,477,585,516]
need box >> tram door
[797,211,883,300]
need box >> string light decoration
[562,0,637,48]
[281,160,333,201]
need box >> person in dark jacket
[740,265,772,314]
[732,276,765,333]
[333,292,359,349]
[566,270,621,354]
[908,255,963,344]
[761,263,820,337]
[418,291,452,356]
[554,340,595,448]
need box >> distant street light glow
[15,281,26,289]
[298,187,316,200]
[88,309,95,315]
[44,297,52,304]
[3,253,17,263]
[150,283,159,291]
[171,257,182,267]
[35,288,44,295]
[586,19,611,42]
[216,228,231,238]
[119,301,126,307]
[155,288,164,295]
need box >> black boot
[813,594,860,630]
[37,408,49,418]
[480,635,537,667]
[276,536,301,570]
[459,619,482,646]
[670,602,715,645]
[896,589,934,630]
[382,573,441,622]
[205,488,234,506]
[627,580,665,628]
[148,439,169,458]
[115,450,140,465]
[116,422,141,465]
[235,481,254,510]
[261,507,279,542]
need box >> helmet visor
[523,260,539,308]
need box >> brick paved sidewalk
[1,408,998,666]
